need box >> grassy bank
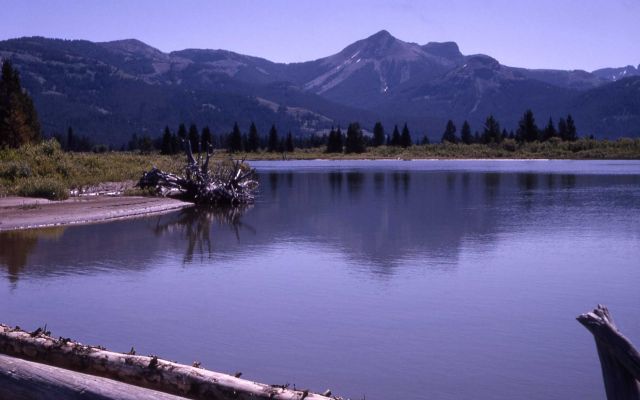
[0,140,183,200]
[242,137,640,160]
[1,138,639,200]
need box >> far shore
[0,196,192,232]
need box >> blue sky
[2,0,639,71]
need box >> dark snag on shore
[138,140,258,205]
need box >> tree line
[438,110,578,145]
[323,110,578,154]
[77,109,584,155]
[157,122,297,155]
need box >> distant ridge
[0,31,639,145]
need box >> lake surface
[1,160,639,399]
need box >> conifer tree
[267,124,279,152]
[460,120,473,144]
[188,124,200,152]
[0,61,41,148]
[247,122,260,152]
[421,135,430,145]
[565,114,578,141]
[335,127,344,152]
[160,126,173,154]
[482,115,502,144]
[228,122,243,152]
[516,110,539,143]
[345,122,366,153]
[285,132,294,152]
[201,126,212,149]
[400,123,412,148]
[557,117,568,141]
[441,120,458,143]
[542,118,557,141]
[372,122,385,147]
[177,124,187,147]
[390,125,401,146]
[326,127,337,153]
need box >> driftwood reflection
[153,205,255,263]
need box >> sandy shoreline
[0,196,193,231]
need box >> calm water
[1,160,639,400]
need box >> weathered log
[139,140,258,205]
[0,353,187,400]
[0,325,337,400]
[577,305,640,400]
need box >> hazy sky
[2,0,639,71]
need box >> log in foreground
[139,141,258,205]
[0,325,338,400]
[577,305,640,400]
[0,354,186,400]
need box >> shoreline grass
[1,138,639,200]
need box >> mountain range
[1,30,639,145]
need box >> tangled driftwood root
[139,141,258,205]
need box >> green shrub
[18,178,69,200]
[40,139,62,156]
[501,139,517,152]
[0,161,32,180]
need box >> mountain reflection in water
[1,167,637,282]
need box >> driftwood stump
[577,305,640,400]
[139,140,258,205]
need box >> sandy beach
[0,196,193,231]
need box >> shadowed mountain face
[0,31,639,144]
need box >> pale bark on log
[0,354,187,400]
[577,305,640,400]
[0,325,336,400]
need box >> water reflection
[391,172,411,197]
[0,228,66,283]
[268,173,279,195]
[373,172,385,195]
[346,172,364,199]
[153,206,254,263]
[2,162,639,400]
[0,206,253,281]
[1,169,639,283]
[328,172,343,195]
[484,173,501,201]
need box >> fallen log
[0,353,186,400]
[0,324,338,400]
[577,305,640,400]
[139,140,258,205]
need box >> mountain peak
[99,39,164,56]
[368,29,394,40]
[338,29,419,61]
